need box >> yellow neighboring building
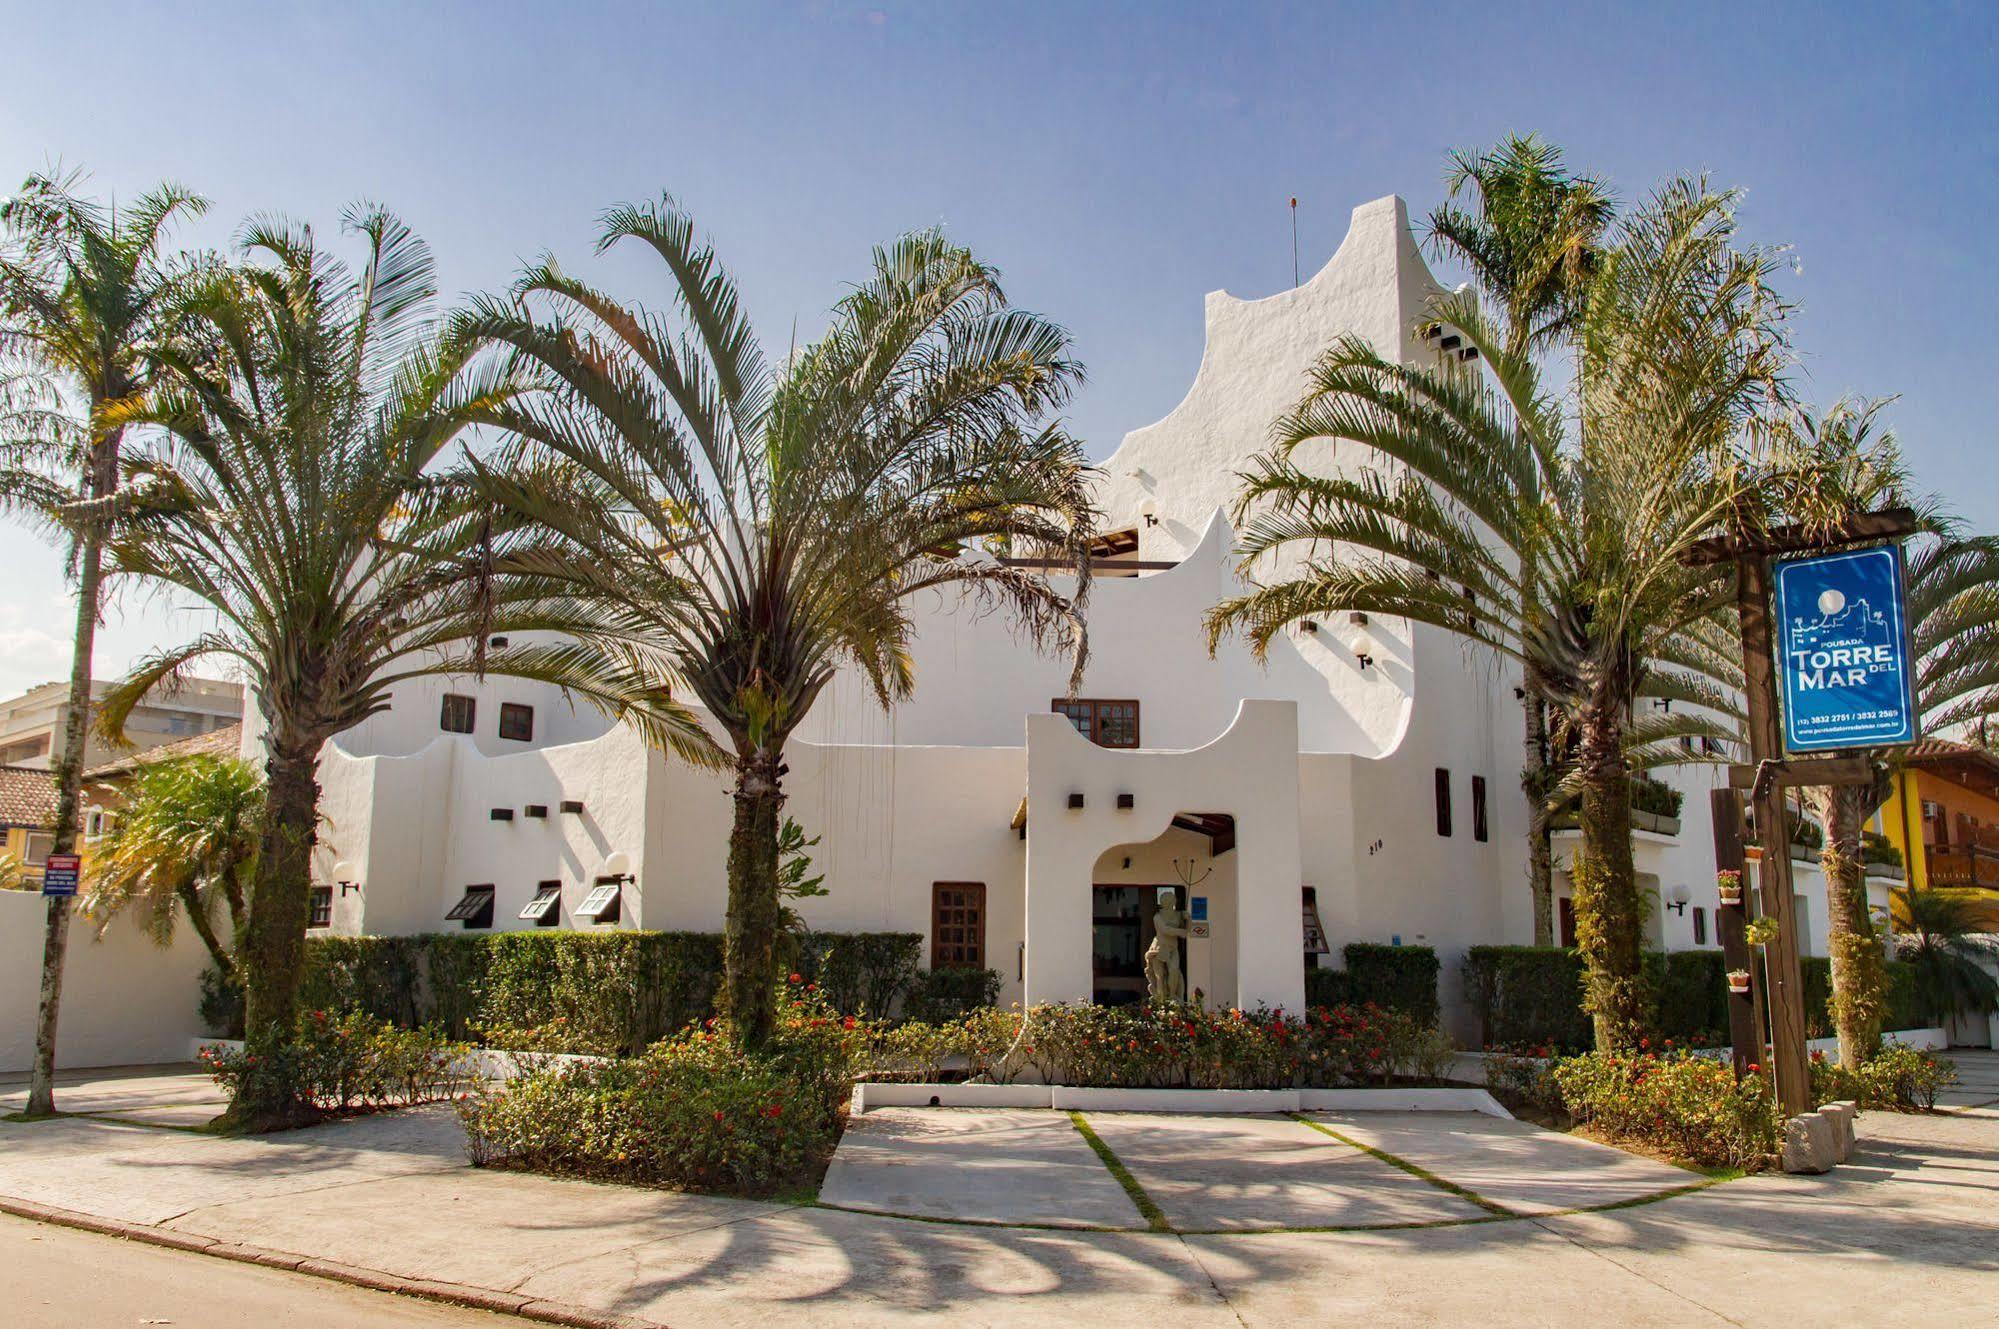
[1878,739,1999,924]
[0,765,59,887]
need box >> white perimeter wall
[0,892,210,1072]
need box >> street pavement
[0,1211,516,1328]
[0,1051,1991,1327]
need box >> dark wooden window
[440,693,476,734]
[1692,906,1708,946]
[1051,699,1139,748]
[932,882,986,968]
[1435,768,1453,837]
[1471,775,1489,842]
[498,702,535,742]
[446,884,496,929]
[308,885,333,929]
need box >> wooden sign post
[1684,507,1917,1118]
[1708,788,1765,1078]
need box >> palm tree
[96,206,618,1130]
[1209,179,1786,1049]
[0,169,207,1117]
[81,753,262,980]
[1892,887,1999,1029]
[1752,400,1999,1064]
[1423,135,1614,945]
[456,198,1098,1047]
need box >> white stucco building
[272,195,1898,1036]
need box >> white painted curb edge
[851,1082,1512,1118]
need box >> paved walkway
[1,1211,513,1328]
[0,1053,1993,1327]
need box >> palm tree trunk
[723,746,786,1049]
[25,425,119,1118]
[221,727,322,1132]
[175,880,235,981]
[1813,783,1886,1066]
[1523,662,1554,945]
[24,538,102,1117]
[1571,688,1645,1050]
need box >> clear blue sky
[1,1,1993,695]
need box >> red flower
[713,1109,725,1122]
[789,973,802,984]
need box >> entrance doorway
[1092,885,1185,1006]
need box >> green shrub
[787,931,922,1017]
[1553,1048,1780,1170]
[1630,776,1685,820]
[255,928,924,1056]
[914,1001,1450,1089]
[1647,951,1729,1047]
[1467,947,1929,1050]
[1304,943,1440,1023]
[199,1010,473,1115]
[1862,831,1903,869]
[459,985,864,1195]
[902,966,1002,1023]
[1811,1044,1956,1111]
[1463,947,1591,1051]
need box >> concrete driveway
[0,1052,1992,1328]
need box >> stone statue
[1145,888,1188,1004]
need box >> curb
[0,1196,666,1329]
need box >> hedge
[240,929,936,1056]
[1305,943,1440,1025]
[1465,945,1928,1051]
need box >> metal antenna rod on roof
[1290,197,1299,287]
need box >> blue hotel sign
[1773,545,1918,753]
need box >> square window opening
[1050,699,1140,749]
[308,885,333,929]
[446,884,496,929]
[520,881,563,926]
[440,694,477,734]
[499,702,535,743]
[931,882,986,968]
[577,880,623,924]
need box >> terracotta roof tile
[0,765,58,829]
[85,723,244,781]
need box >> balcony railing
[1926,844,1999,889]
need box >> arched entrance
[1090,814,1236,1005]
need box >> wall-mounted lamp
[1650,697,1673,713]
[1139,498,1159,528]
[599,850,637,885]
[1116,792,1135,811]
[333,860,362,896]
[1352,627,1376,671]
[1067,792,1086,810]
[1665,882,1690,916]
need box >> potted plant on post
[1728,968,1753,995]
[1717,869,1745,908]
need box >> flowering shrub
[1810,1045,1956,1111]
[1552,1047,1781,1170]
[458,980,864,1195]
[859,1001,1451,1090]
[200,1011,473,1114]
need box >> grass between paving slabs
[1291,1114,1519,1217]
[1068,1111,1172,1232]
